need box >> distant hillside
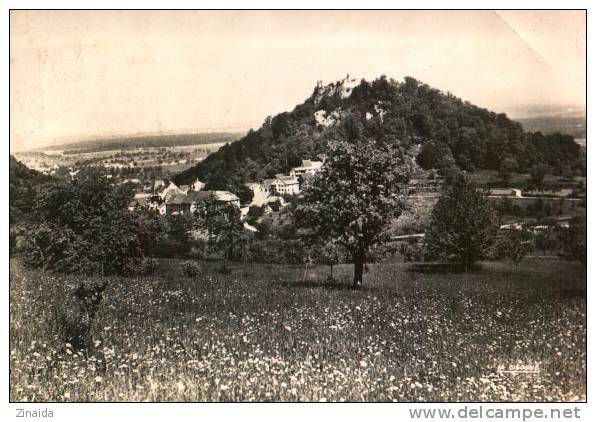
[515,115,586,139]
[10,155,54,223]
[508,104,586,138]
[37,132,243,154]
[174,76,584,192]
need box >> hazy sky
[10,10,586,151]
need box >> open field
[34,132,243,154]
[465,170,585,188]
[12,131,241,178]
[10,258,585,402]
[13,142,227,175]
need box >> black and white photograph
[6,6,589,415]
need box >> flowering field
[10,258,585,402]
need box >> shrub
[312,240,344,279]
[56,308,91,352]
[22,223,98,274]
[400,242,426,262]
[155,214,194,258]
[20,171,161,276]
[155,239,190,259]
[121,257,157,277]
[497,157,518,185]
[246,238,308,265]
[216,262,233,275]
[188,239,207,259]
[495,228,533,270]
[559,217,586,265]
[74,280,108,319]
[56,280,107,350]
[245,205,265,226]
[183,261,202,279]
[530,164,547,187]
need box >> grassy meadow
[10,257,586,402]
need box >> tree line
[11,121,586,288]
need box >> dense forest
[172,76,584,193]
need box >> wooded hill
[174,76,584,192]
[9,155,54,224]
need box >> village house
[266,174,300,196]
[246,181,272,206]
[127,192,152,211]
[247,181,270,194]
[245,160,324,207]
[144,196,167,215]
[289,159,324,178]
[120,178,145,193]
[263,195,285,213]
[247,174,299,201]
[154,177,204,193]
[157,181,182,199]
[165,190,240,215]
[129,177,209,215]
[203,190,240,207]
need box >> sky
[10,10,586,151]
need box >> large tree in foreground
[295,136,410,288]
[425,174,497,270]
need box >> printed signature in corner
[496,362,541,374]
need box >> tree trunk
[227,241,234,261]
[353,258,364,288]
[462,248,474,272]
[461,252,468,272]
[302,262,309,283]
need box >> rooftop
[165,190,239,205]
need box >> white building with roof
[269,174,300,195]
[289,159,324,178]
